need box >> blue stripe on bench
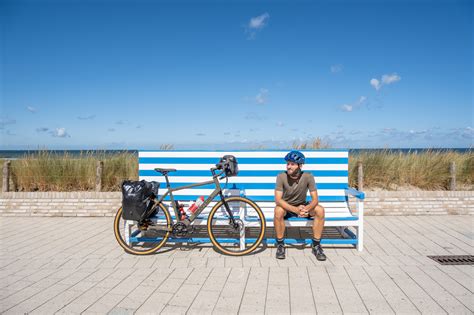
[130,237,358,245]
[139,170,349,177]
[139,157,349,164]
[142,182,347,190]
[146,195,348,203]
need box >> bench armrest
[345,187,365,200]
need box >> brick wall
[0,192,121,217]
[355,191,474,216]
[0,191,472,217]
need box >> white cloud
[255,88,268,105]
[36,127,49,132]
[382,73,401,84]
[461,126,473,139]
[51,128,70,138]
[276,121,285,127]
[371,73,401,90]
[77,115,95,120]
[341,96,366,112]
[370,78,381,90]
[382,128,397,134]
[330,64,343,73]
[341,104,353,112]
[27,106,37,113]
[244,112,267,120]
[246,13,270,39]
[0,118,16,129]
[249,13,269,29]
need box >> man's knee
[310,205,325,219]
[274,206,286,220]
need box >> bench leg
[239,202,246,250]
[240,223,246,250]
[356,225,364,251]
[124,220,132,246]
[356,200,364,251]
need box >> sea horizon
[0,147,472,159]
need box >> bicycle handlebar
[210,167,226,179]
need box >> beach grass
[8,151,137,192]
[2,149,473,191]
[349,149,473,190]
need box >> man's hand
[297,205,309,217]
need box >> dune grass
[2,148,473,191]
[8,151,137,191]
[349,149,473,190]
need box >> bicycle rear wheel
[113,203,171,255]
[207,196,266,256]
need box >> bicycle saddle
[154,168,177,175]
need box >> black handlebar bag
[121,180,159,221]
[216,155,239,177]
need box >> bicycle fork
[219,192,240,229]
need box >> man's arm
[275,190,300,215]
[304,190,319,212]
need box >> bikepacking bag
[121,180,160,221]
[217,155,239,177]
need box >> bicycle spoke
[208,197,265,256]
[114,205,171,255]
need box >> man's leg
[274,206,287,239]
[309,205,326,261]
[274,206,287,259]
[309,205,325,239]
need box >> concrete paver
[0,216,472,314]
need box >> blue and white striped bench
[139,150,365,251]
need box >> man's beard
[288,167,301,177]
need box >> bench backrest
[139,150,349,203]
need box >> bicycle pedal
[137,224,148,231]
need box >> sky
[0,0,472,150]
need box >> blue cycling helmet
[284,150,305,164]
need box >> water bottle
[175,201,187,220]
[188,196,204,214]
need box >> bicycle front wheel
[113,203,171,255]
[207,196,266,256]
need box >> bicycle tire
[113,203,171,255]
[207,196,266,256]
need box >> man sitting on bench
[274,150,326,261]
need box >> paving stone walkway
[0,216,472,314]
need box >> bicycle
[113,161,266,256]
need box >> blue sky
[1,0,472,149]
